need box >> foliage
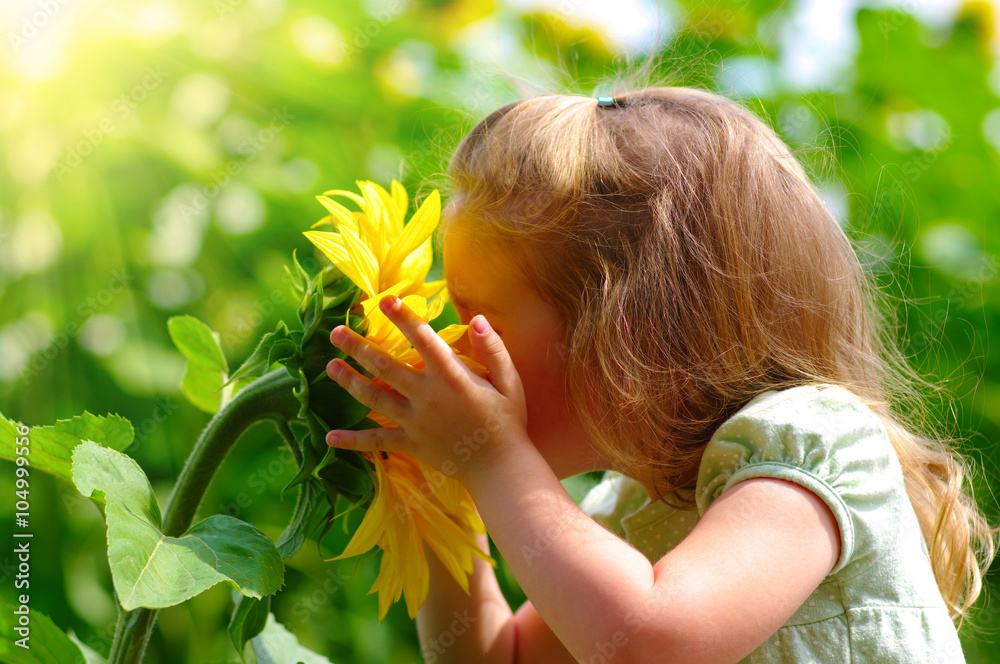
[0,0,998,662]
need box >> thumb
[469,315,521,396]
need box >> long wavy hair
[433,86,996,629]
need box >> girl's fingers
[329,324,419,396]
[378,295,467,377]
[327,358,411,423]
[469,315,523,398]
[326,426,410,455]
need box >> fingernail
[473,316,489,335]
[328,359,342,377]
[327,432,341,446]
[379,294,398,312]
[331,326,346,343]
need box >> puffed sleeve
[695,384,903,578]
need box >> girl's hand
[325,294,529,481]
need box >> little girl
[322,87,996,663]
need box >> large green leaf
[0,411,133,485]
[72,441,283,610]
[0,603,86,664]
[248,613,335,664]
[168,315,230,413]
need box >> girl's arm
[416,531,578,664]
[416,467,838,664]
[460,445,840,664]
[415,531,515,664]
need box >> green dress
[579,383,965,663]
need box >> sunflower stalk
[108,368,300,664]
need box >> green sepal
[284,249,310,301]
[305,378,371,436]
[292,368,310,419]
[275,480,327,559]
[316,460,372,504]
[225,321,296,387]
[281,436,319,498]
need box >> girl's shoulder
[723,382,879,422]
[696,381,902,578]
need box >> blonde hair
[435,86,997,628]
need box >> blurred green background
[1,0,999,661]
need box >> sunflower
[304,180,495,622]
[334,452,495,621]
[303,179,445,303]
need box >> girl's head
[436,86,995,628]
[441,87,872,487]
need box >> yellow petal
[303,230,349,263]
[360,281,414,319]
[322,188,365,207]
[310,215,335,229]
[373,555,397,622]
[372,180,404,237]
[303,230,376,298]
[404,488,488,593]
[367,410,398,428]
[403,293,429,319]
[415,456,465,514]
[435,323,468,345]
[315,195,360,235]
[338,226,380,298]
[398,514,430,619]
[383,190,440,280]
[417,279,447,301]
[390,179,408,234]
[358,181,389,264]
[457,354,489,376]
[334,460,390,559]
[426,288,450,320]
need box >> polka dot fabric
[579,384,966,662]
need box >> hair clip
[596,96,619,108]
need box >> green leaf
[181,361,228,413]
[0,411,133,485]
[67,634,105,664]
[269,338,298,366]
[0,603,86,664]
[230,593,270,662]
[168,315,229,413]
[167,315,228,371]
[248,613,334,664]
[72,442,283,611]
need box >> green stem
[107,368,300,664]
